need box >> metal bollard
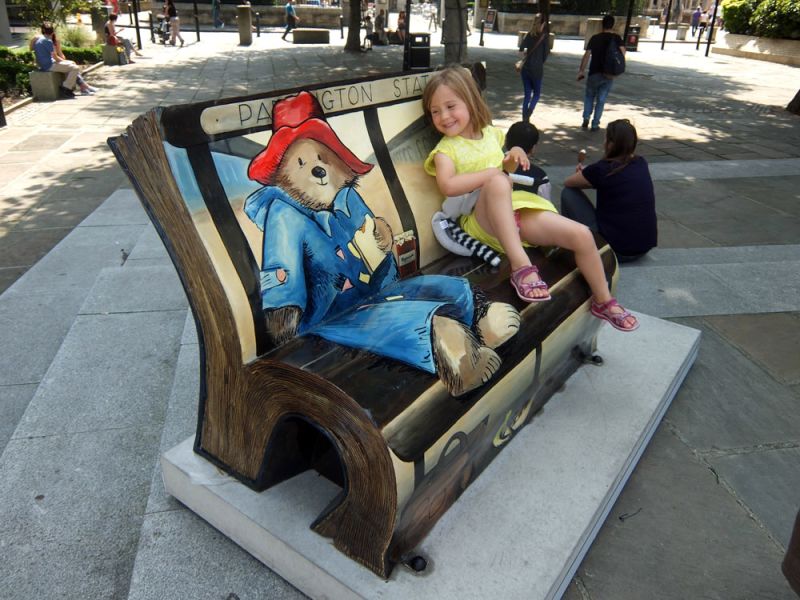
[133,0,142,49]
[193,0,200,41]
[479,19,485,46]
[256,12,260,36]
[0,97,6,129]
[340,14,344,39]
[149,11,155,43]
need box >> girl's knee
[572,223,595,248]
[486,172,512,192]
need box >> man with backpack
[577,14,625,132]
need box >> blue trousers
[582,73,614,129]
[521,71,543,122]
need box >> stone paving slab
[127,225,169,262]
[561,425,797,600]
[143,338,197,516]
[666,317,800,452]
[623,244,800,268]
[702,312,800,385]
[79,265,187,315]
[128,510,305,600]
[0,383,36,455]
[709,447,800,549]
[618,258,800,318]
[0,427,163,600]
[13,310,184,439]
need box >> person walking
[282,0,299,41]
[577,14,625,132]
[517,13,549,122]
[691,6,701,36]
[166,0,185,46]
[212,0,225,29]
[698,8,709,38]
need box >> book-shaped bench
[108,71,618,578]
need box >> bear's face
[275,138,356,211]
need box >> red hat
[248,91,373,185]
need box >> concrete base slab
[160,313,700,600]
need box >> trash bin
[625,25,640,51]
[237,5,252,46]
[676,24,689,40]
[408,32,430,70]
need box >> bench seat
[109,70,617,577]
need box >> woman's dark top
[167,2,177,17]
[581,155,657,256]
[519,31,548,80]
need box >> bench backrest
[114,71,449,365]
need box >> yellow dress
[424,125,557,254]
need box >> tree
[442,0,468,64]
[18,0,93,25]
[345,0,361,52]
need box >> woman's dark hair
[505,121,540,154]
[41,22,55,35]
[604,119,637,175]
[109,12,119,21]
[602,14,615,29]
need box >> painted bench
[108,70,617,578]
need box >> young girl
[422,66,638,332]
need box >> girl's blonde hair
[422,66,492,135]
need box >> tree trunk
[345,0,361,52]
[443,0,467,64]
[788,89,800,115]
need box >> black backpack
[603,37,625,77]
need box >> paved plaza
[0,18,799,599]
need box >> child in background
[505,120,552,200]
[422,66,638,331]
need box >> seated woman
[105,13,142,63]
[562,119,657,263]
[52,30,98,94]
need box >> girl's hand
[503,147,530,171]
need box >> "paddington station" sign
[200,73,433,136]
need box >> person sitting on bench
[31,23,94,98]
[105,13,142,62]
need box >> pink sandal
[510,265,551,303]
[591,297,639,332]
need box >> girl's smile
[428,84,479,139]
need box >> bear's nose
[312,166,327,179]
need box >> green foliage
[720,0,757,34]
[62,45,104,63]
[0,56,35,94]
[59,25,96,47]
[16,0,98,26]
[751,0,800,39]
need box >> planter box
[712,33,800,66]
